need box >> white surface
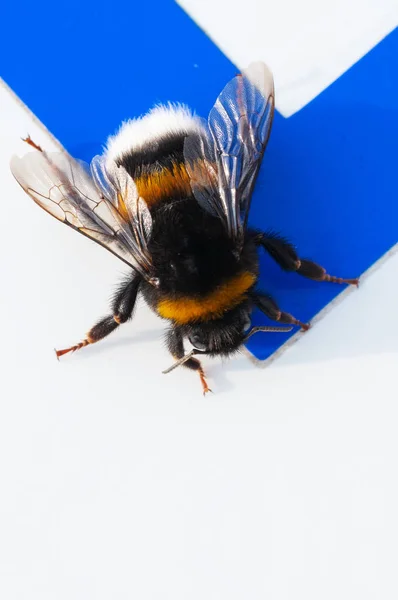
[178,0,398,116]
[1,52,398,600]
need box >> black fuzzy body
[117,132,260,300]
[116,131,260,357]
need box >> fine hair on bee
[10,63,359,395]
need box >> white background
[178,0,398,115]
[1,5,398,597]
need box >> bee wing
[90,155,153,271]
[10,148,155,282]
[184,62,275,245]
[183,118,221,216]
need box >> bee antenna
[162,349,205,375]
[243,325,293,342]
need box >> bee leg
[295,259,359,286]
[166,327,212,395]
[249,290,310,331]
[254,231,359,286]
[186,359,212,395]
[22,136,43,152]
[55,275,140,358]
[254,231,301,271]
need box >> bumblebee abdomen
[104,104,204,208]
[134,161,192,207]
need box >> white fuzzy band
[105,103,204,162]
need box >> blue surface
[248,28,398,359]
[1,4,397,361]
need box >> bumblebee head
[163,303,293,376]
[183,304,252,357]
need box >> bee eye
[242,315,251,334]
[188,334,207,351]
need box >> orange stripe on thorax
[157,271,256,324]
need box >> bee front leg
[55,275,141,358]
[165,327,211,395]
[249,290,310,331]
[254,231,359,286]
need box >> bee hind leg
[22,136,43,152]
[55,275,141,359]
[254,231,359,286]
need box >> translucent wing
[184,62,275,247]
[91,155,153,273]
[10,147,156,283]
[183,118,220,217]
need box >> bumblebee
[10,63,358,394]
